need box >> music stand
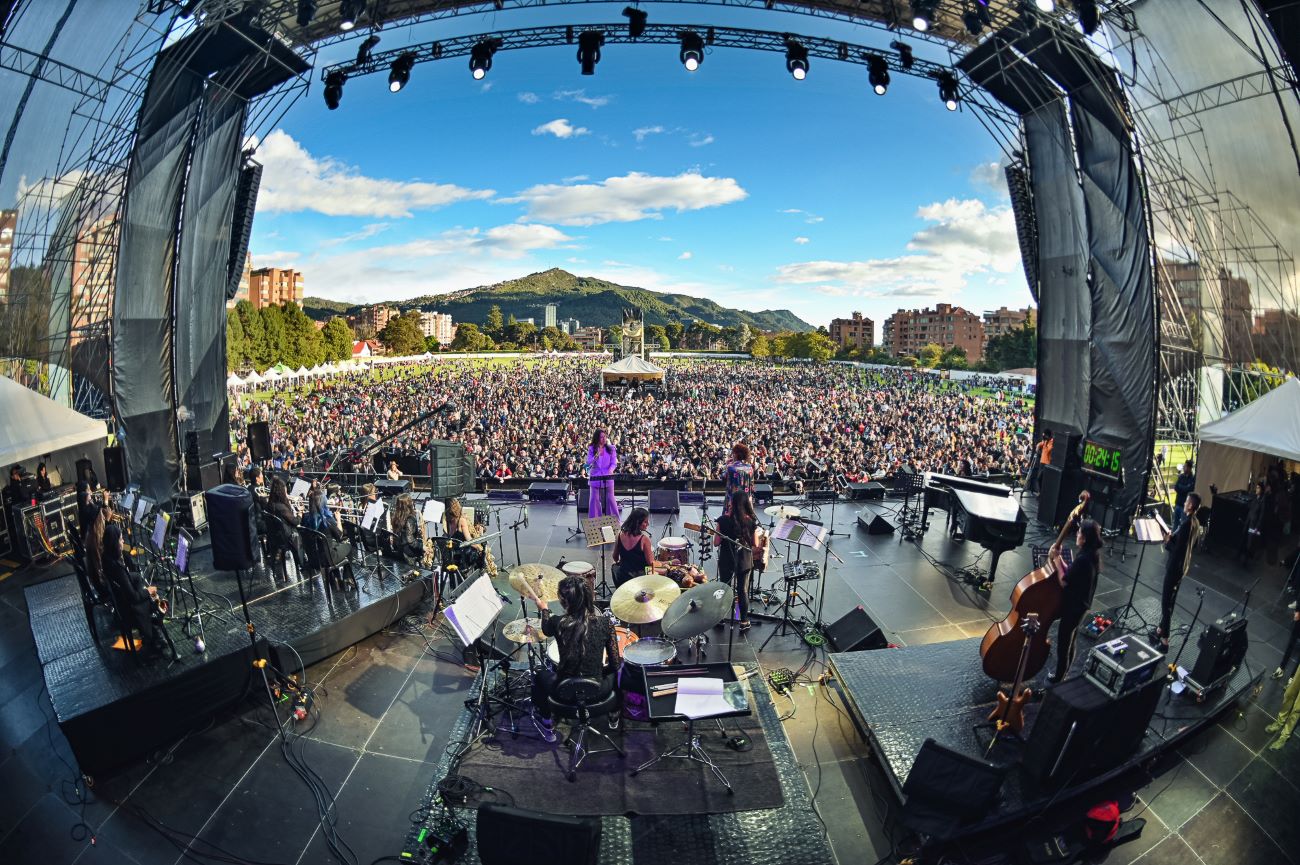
[1109,516,1163,632]
[760,518,828,650]
[895,471,927,539]
[582,514,620,599]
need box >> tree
[504,320,538,346]
[451,322,494,351]
[805,331,836,362]
[646,324,668,351]
[607,324,622,349]
[485,304,504,337]
[379,310,427,356]
[322,317,354,362]
[226,312,247,372]
[918,342,944,369]
[734,323,753,353]
[939,345,968,370]
[665,322,685,348]
[234,301,267,369]
[749,333,771,358]
[984,323,1036,371]
[282,301,326,367]
[260,304,286,368]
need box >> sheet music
[1152,511,1170,535]
[134,497,151,525]
[120,492,135,514]
[421,498,445,532]
[673,677,734,719]
[362,500,386,531]
[443,575,505,647]
[290,478,311,499]
[1133,517,1164,543]
[601,524,616,543]
[151,511,170,551]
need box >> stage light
[469,39,500,80]
[964,10,984,35]
[1074,0,1100,34]
[1035,0,1056,11]
[679,31,704,71]
[911,0,937,32]
[323,70,345,109]
[867,54,890,95]
[577,30,604,76]
[388,54,414,93]
[623,6,647,39]
[937,71,960,110]
[891,40,914,71]
[785,40,809,80]
[296,0,316,28]
[356,33,380,64]
[338,0,365,31]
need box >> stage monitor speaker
[204,484,256,570]
[247,421,272,462]
[75,457,97,487]
[476,804,600,865]
[807,489,839,502]
[824,606,888,652]
[187,461,221,492]
[900,738,1007,840]
[577,488,591,512]
[103,446,128,491]
[753,483,774,506]
[1190,613,1249,687]
[648,489,680,513]
[858,513,896,535]
[1021,675,1163,791]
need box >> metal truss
[0,41,114,101]
[1151,65,1298,122]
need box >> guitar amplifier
[1083,634,1164,699]
[1187,613,1248,692]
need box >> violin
[979,555,1064,682]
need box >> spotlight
[323,70,345,109]
[911,0,937,32]
[964,10,984,36]
[1074,0,1100,34]
[679,31,704,72]
[356,33,380,64]
[469,39,500,80]
[296,0,316,28]
[388,53,414,93]
[785,40,809,80]
[1036,0,1056,11]
[866,54,890,95]
[577,30,604,76]
[338,0,365,31]
[623,6,648,39]
[937,71,960,110]
[891,40,914,71]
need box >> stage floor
[1,488,1298,864]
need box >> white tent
[226,372,244,388]
[600,355,665,387]
[263,369,282,381]
[308,364,324,376]
[244,369,264,384]
[295,365,310,378]
[0,375,108,468]
[1196,377,1300,497]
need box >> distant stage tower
[622,308,645,359]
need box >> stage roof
[1200,377,1300,463]
[0,375,108,468]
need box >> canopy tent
[243,369,264,384]
[0,375,108,469]
[600,355,665,388]
[226,372,244,388]
[295,365,310,378]
[1196,378,1300,498]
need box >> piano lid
[951,486,1025,524]
[924,472,1013,498]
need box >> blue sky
[248,8,1032,332]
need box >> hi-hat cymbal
[610,575,681,624]
[662,583,735,641]
[502,617,546,644]
[764,505,801,518]
[508,564,564,603]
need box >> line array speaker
[247,421,272,463]
[103,446,128,492]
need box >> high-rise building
[364,305,398,334]
[249,267,304,309]
[829,311,874,351]
[883,303,986,361]
[559,317,580,335]
[418,310,456,344]
[544,303,558,329]
[227,250,252,309]
[572,326,604,350]
[1252,309,1300,371]
[1159,260,1254,364]
[982,306,1036,348]
[0,209,16,305]
[70,214,116,343]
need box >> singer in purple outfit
[587,429,620,520]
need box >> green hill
[302,269,812,332]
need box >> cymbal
[661,583,735,641]
[609,575,680,624]
[508,564,564,603]
[502,617,546,644]
[764,505,801,518]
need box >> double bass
[978,493,1090,682]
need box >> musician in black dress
[35,462,53,495]
[1050,518,1104,683]
[527,575,623,734]
[612,507,654,586]
[102,523,170,655]
[714,491,763,630]
[389,493,423,564]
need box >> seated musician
[389,494,423,564]
[526,575,623,737]
[36,462,53,495]
[444,498,484,571]
[301,490,354,567]
[246,466,267,506]
[102,524,169,655]
[612,507,656,587]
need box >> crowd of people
[228,358,1035,488]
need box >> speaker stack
[247,421,272,463]
[103,446,128,491]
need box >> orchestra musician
[586,429,619,520]
[612,507,655,586]
[524,574,623,739]
[721,443,755,515]
[386,460,402,481]
[102,523,170,656]
[444,498,484,571]
[36,462,53,495]
[301,490,354,567]
[1154,492,1202,652]
[389,493,423,564]
[1049,518,1104,683]
[714,491,764,631]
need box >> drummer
[612,507,658,587]
[526,575,623,736]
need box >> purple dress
[588,445,620,520]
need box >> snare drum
[656,537,689,566]
[561,560,596,596]
[546,624,637,667]
[622,636,677,667]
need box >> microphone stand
[508,509,528,568]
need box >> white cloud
[772,197,1020,297]
[779,207,823,224]
[678,251,693,260]
[634,125,665,143]
[319,222,390,248]
[517,91,540,104]
[806,215,824,224]
[655,236,674,242]
[480,82,494,93]
[563,175,589,183]
[251,249,302,269]
[688,133,715,147]
[532,118,590,139]
[365,224,576,261]
[779,208,804,214]
[794,236,810,245]
[553,89,611,108]
[252,130,492,218]
[502,171,748,226]
[969,161,1009,198]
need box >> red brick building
[883,303,985,361]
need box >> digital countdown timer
[1081,440,1124,481]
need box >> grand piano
[922,473,1027,582]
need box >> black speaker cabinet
[900,739,1007,840]
[858,513,896,535]
[1037,465,1088,529]
[1190,613,1249,688]
[752,483,773,506]
[1021,675,1163,790]
[247,421,272,462]
[103,446,128,491]
[846,482,886,501]
[374,478,413,499]
[184,430,212,458]
[186,461,221,492]
[825,605,888,652]
[576,488,591,512]
[476,804,600,865]
[647,489,680,513]
[204,484,256,571]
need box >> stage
[25,545,428,775]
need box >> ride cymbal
[662,582,735,641]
